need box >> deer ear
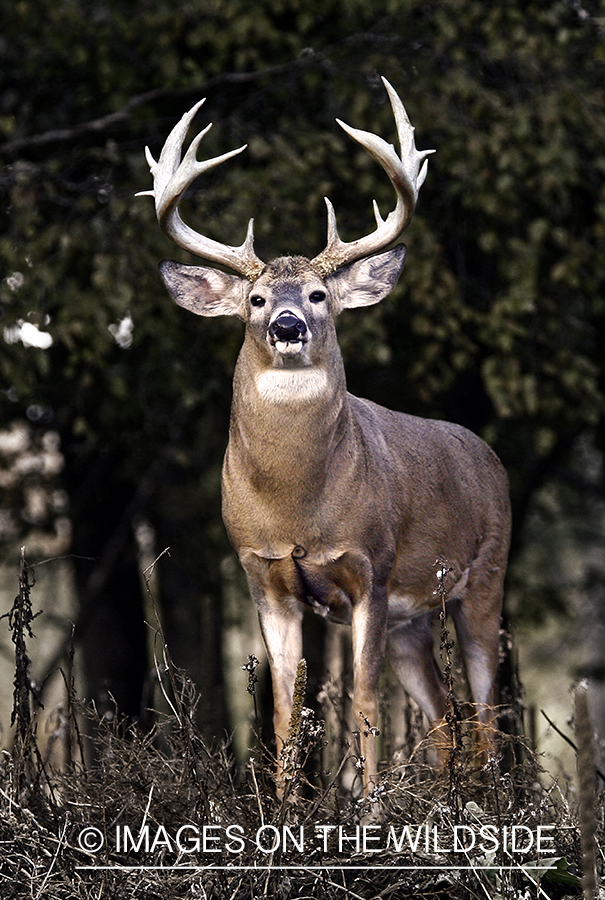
[327,244,406,312]
[159,260,248,318]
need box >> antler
[136,98,265,280]
[139,81,432,280]
[311,77,435,277]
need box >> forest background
[0,0,604,778]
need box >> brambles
[0,553,597,899]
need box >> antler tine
[311,77,435,277]
[137,99,265,280]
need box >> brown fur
[160,248,511,797]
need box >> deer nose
[268,311,307,343]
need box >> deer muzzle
[268,311,308,356]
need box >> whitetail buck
[139,79,511,795]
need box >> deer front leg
[254,590,304,794]
[350,584,388,796]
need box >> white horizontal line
[75,864,555,872]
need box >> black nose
[268,311,307,342]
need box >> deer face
[244,257,334,370]
[159,245,407,375]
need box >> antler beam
[138,80,433,281]
[136,99,265,281]
[311,78,435,277]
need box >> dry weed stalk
[278,659,326,813]
[55,624,87,776]
[279,658,308,797]
[3,548,48,800]
[436,558,463,817]
[574,681,598,900]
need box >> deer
[138,78,511,797]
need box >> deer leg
[254,591,304,791]
[450,587,503,762]
[386,614,449,764]
[350,586,388,795]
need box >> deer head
[139,79,433,404]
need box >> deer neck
[227,342,351,488]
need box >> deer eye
[309,290,326,304]
[250,295,266,308]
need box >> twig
[142,548,212,822]
[540,707,579,753]
[514,862,556,900]
[303,752,353,825]
[540,708,605,783]
[310,871,366,900]
[58,623,87,774]
[249,759,265,828]
[33,816,68,899]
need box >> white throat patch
[255,368,329,403]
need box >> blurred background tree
[0,0,604,764]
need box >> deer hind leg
[386,613,450,765]
[450,571,505,764]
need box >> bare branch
[0,64,301,159]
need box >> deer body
[160,250,511,787]
[141,79,511,793]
